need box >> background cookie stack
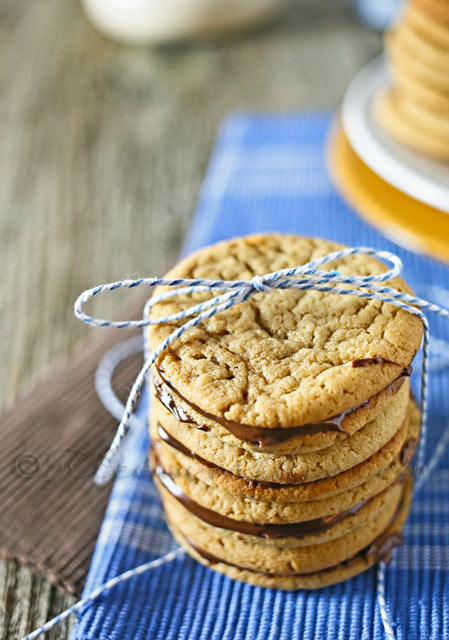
[148,234,423,589]
[379,0,449,159]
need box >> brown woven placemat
[0,320,145,596]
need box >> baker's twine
[23,246,449,640]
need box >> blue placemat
[72,113,449,640]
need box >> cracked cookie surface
[148,234,422,429]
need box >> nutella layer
[152,452,404,541]
[152,380,411,484]
[185,524,403,578]
[181,524,403,577]
[154,362,412,448]
[166,477,412,589]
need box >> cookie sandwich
[148,234,423,589]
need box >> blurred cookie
[377,89,449,159]
[411,0,449,25]
[380,1,449,158]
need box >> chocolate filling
[185,529,403,578]
[352,355,403,368]
[180,493,405,577]
[154,363,411,447]
[153,456,384,540]
[400,438,417,466]
[157,424,220,471]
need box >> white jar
[81,0,282,45]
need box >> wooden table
[0,0,381,636]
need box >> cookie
[389,12,449,72]
[150,379,410,484]
[160,476,406,566]
[393,91,449,137]
[407,2,449,48]
[150,396,419,502]
[376,89,449,159]
[153,449,408,546]
[388,59,449,111]
[169,475,412,590]
[411,0,449,25]
[148,235,422,430]
[386,30,449,94]
[152,362,410,454]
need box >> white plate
[341,55,449,214]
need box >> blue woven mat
[73,113,449,640]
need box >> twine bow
[74,245,449,486]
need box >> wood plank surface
[0,0,381,637]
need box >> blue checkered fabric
[72,114,449,640]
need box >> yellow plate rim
[327,120,449,264]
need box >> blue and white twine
[23,246,449,640]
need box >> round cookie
[393,91,449,139]
[152,366,409,454]
[386,30,449,94]
[151,396,419,502]
[376,89,449,159]
[152,404,417,526]
[411,0,449,25]
[388,60,449,111]
[169,476,412,590]
[160,478,404,562]
[150,379,410,484]
[153,447,406,543]
[407,3,449,48]
[148,234,422,429]
[389,13,449,71]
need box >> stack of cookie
[378,0,449,159]
[148,234,423,589]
